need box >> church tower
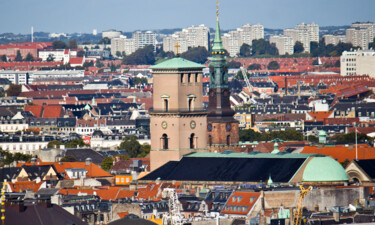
[207,2,239,148]
[149,57,207,170]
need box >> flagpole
[354,122,358,160]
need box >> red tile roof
[307,111,333,122]
[24,105,63,118]
[302,144,375,162]
[221,191,260,215]
[8,181,44,193]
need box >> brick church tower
[207,5,240,149]
[149,58,208,170]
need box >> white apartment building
[270,35,294,55]
[222,24,264,57]
[38,49,78,63]
[0,71,29,84]
[284,23,319,53]
[102,29,122,39]
[132,31,156,50]
[341,49,375,77]
[323,35,346,46]
[351,23,375,45]
[163,25,210,54]
[111,37,136,56]
[346,28,371,50]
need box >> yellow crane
[293,185,312,225]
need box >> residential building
[0,71,29,84]
[163,25,210,54]
[340,49,375,77]
[0,42,52,59]
[323,34,346,46]
[284,23,319,53]
[132,31,156,50]
[270,35,294,55]
[102,29,122,39]
[111,37,136,56]
[346,28,371,50]
[222,24,264,57]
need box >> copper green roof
[150,57,205,70]
[302,157,348,182]
[212,18,225,52]
[186,151,319,159]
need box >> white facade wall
[0,71,28,84]
[270,35,294,55]
[284,23,319,53]
[102,30,121,39]
[0,141,48,155]
[340,49,375,77]
[323,35,346,46]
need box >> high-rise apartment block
[222,24,264,57]
[284,23,319,53]
[163,25,210,54]
[323,34,346,46]
[269,35,294,55]
[340,49,375,77]
[345,23,375,50]
[111,31,156,57]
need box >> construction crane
[162,188,183,225]
[293,185,312,225]
[240,66,252,92]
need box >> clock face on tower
[190,120,196,129]
[207,124,212,131]
[161,121,168,129]
[226,123,231,131]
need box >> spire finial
[216,0,220,21]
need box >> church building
[149,58,208,170]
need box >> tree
[110,63,117,72]
[235,70,250,80]
[60,155,77,162]
[46,54,55,62]
[101,156,113,170]
[52,40,67,49]
[68,39,78,49]
[227,60,241,68]
[0,149,32,165]
[25,53,35,62]
[83,61,94,68]
[251,39,278,56]
[180,46,209,64]
[116,51,122,58]
[118,136,141,158]
[6,84,22,96]
[98,37,111,45]
[239,43,251,57]
[122,45,156,65]
[77,50,85,57]
[334,60,340,67]
[66,139,87,148]
[248,63,262,70]
[132,77,148,86]
[15,50,23,61]
[294,41,304,54]
[96,59,104,68]
[369,38,375,49]
[47,140,63,148]
[1,55,7,62]
[267,61,280,70]
[138,143,151,158]
[239,129,262,142]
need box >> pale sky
[0,0,374,34]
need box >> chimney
[85,158,92,166]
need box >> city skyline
[1,0,374,34]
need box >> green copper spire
[212,1,225,53]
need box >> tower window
[164,99,169,112]
[188,98,193,112]
[180,74,184,83]
[162,134,168,149]
[227,135,230,146]
[195,73,199,82]
[208,135,212,146]
[188,73,191,83]
[190,133,195,149]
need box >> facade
[270,35,294,55]
[163,25,210,54]
[323,34,346,46]
[346,28,371,50]
[111,37,136,56]
[133,31,156,50]
[340,49,375,77]
[222,24,264,57]
[149,58,207,170]
[284,23,319,53]
[102,30,122,39]
[207,15,240,148]
[0,71,29,84]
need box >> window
[227,135,230,146]
[162,134,168,149]
[208,135,212,146]
[195,73,199,82]
[189,133,195,149]
[180,74,184,83]
[164,99,169,112]
[188,73,191,83]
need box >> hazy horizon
[1,0,374,34]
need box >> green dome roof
[150,57,205,70]
[303,157,348,182]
